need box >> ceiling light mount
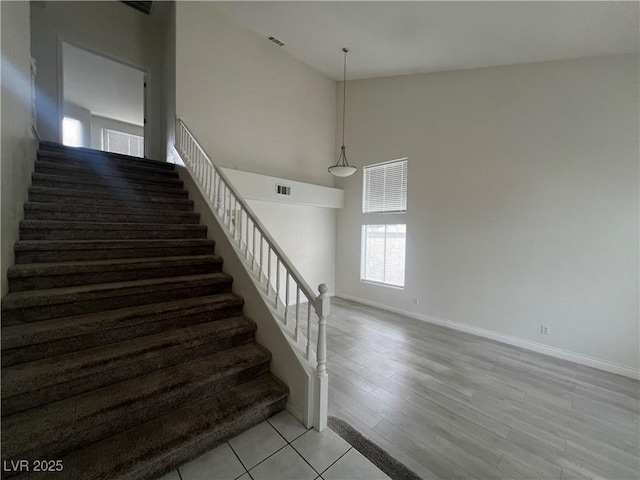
[329,47,357,178]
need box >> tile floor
[159,411,390,480]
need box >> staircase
[1,142,288,480]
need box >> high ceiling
[214,1,639,81]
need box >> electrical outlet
[541,325,550,335]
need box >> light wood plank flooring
[324,297,640,480]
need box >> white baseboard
[336,293,640,380]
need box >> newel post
[314,283,330,431]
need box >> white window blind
[103,129,144,158]
[361,224,406,287]
[363,158,408,214]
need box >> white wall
[223,167,342,296]
[163,1,176,162]
[91,115,144,151]
[30,1,166,159]
[1,0,36,296]
[334,55,639,375]
[175,2,336,187]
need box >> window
[361,224,406,287]
[363,158,408,214]
[103,129,144,157]
[62,117,82,147]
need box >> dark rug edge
[328,416,423,480]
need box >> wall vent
[268,36,285,47]
[276,184,292,196]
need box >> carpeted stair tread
[2,271,231,308]
[29,186,195,210]
[35,158,181,182]
[8,255,222,291]
[10,374,288,480]
[20,220,208,241]
[24,202,199,224]
[14,239,215,263]
[2,293,243,351]
[31,172,189,197]
[20,220,207,232]
[38,142,176,171]
[2,343,272,461]
[1,316,256,415]
[1,272,233,323]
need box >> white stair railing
[175,117,329,431]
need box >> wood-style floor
[324,297,640,480]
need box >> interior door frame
[56,36,149,157]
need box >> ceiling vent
[121,1,153,15]
[268,36,285,47]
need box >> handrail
[177,118,316,303]
[174,117,329,430]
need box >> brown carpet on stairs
[1,142,288,480]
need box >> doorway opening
[61,42,146,157]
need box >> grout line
[288,438,322,476]
[317,446,353,476]
[268,418,293,444]
[228,441,249,472]
[245,443,290,474]
[176,468,184,480]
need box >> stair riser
[11,362,270,461]
[2,280,232,324]
[37,145,176,172]
[35,162,181,185]
[2,304,244,366]
[9,263,222,292]
[36,157,180,178]
[20,228,207,241]
[15,245,215,263]
[1,330,256,416]
[32,177,189,197]
[24,210,200,225]
[129,397,287,480]
[37,153,177,174]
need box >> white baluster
[295,287,300,342]
[275,258,280,308]
[306,299,312,361]
[284,272,290,325]
[314,284,329,431]
[266,244,272,294]
[259,233,264,281]
[252,224,256,269]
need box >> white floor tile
[228,421,287,469]
[291,427,351,473]
[178,443,245,480]
[249,445,317,480]
[157,470,181,480]
[268,410,309,442]
[322,449,390,480]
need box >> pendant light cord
[341,48,348,148]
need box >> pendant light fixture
[329,47,357,178]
